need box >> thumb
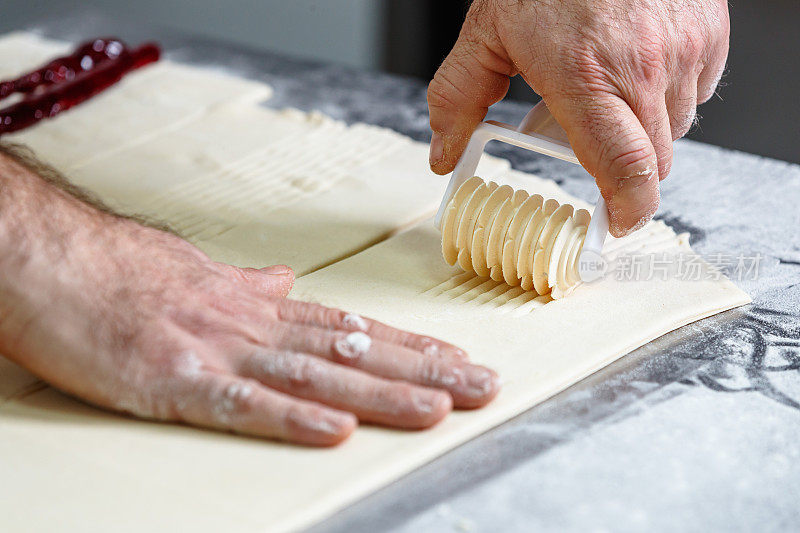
[545,93,661,237]
[427,19,513,175]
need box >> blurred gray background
[1,0,798,163]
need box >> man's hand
[0,150,499,447]
[427,0,729,236]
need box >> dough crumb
[335,332,372,360]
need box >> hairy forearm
[0,147,116,357]
[1,147,95,254]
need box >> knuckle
[288,301,324,323]
[331,331,370,365]
[242,347,274,377]
[166,350,205,379]
[375,382,415,410]
[324,307,347,329]
[286,301,347,329]
[602,135,656,179]
[391,383,416,408]
[427,74,462,113]
[427,52,478,108]
[341,311,369,332]
[330,336,349,364]
[567,48,617,95]
[632,38,668,88]
[679,32,706,66]
[283,404,309,435]
[287,355,323,390]
[417,356,442,384]
[221,381,256,416]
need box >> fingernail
[303,412,353,435]
[421,340,439,357]
[319,413,352,434]
[412,391,438,414]
[464,366,498,398]
[429,132,444,167]
[607,168,659,237]
[261,264,292,275]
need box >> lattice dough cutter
[433,101,609,284]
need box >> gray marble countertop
[28,12,800,532]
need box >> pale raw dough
[441,176,590,297]
[1,38,272,170]
[8,61,272,171]
[0,32,70,78]
[0,32,750,533]
[67,106,509,274]
[0,219,750,533]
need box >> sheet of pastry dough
[0,418,261,532]
[0,31,70,78]
[0,217,750,533]
[7,61,272,170]
[1,33,272,171]
[66,106,510,274]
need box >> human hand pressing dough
[428,0,729,236]
[0,151,499,447]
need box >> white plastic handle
[434,101,609,282]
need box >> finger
[274,299,469,361]
[666,79,699,140]
[226,264,295,298]
[628,95,674,180]
[697,58,725,105]
[427,14,513,174]
[265,323,500,408]
[545,92,660,237]
[173,371,356,446]
[697,55,726,105]
[697,3,730,103]
[240,349,452,428]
